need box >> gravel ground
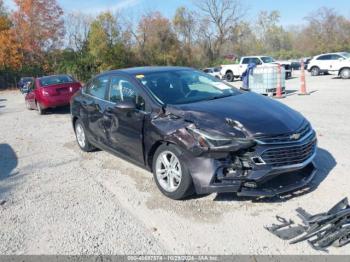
[0,71,350,255]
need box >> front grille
[256,122,311,144]
[261,136,317,167]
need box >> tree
[87,12,131,72]
[255,11,292,54]
[136,12,182,65]
[194,0,245,62]
[12,0,65,63]
[173,7,196,65]
[299,7,350,54]
[65,12,92,52]
[0,1,22,70]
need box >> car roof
[316,52,347,56]
[106,66,194,76]
[37,74,72,80]
[242,56,272,58]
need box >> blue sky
[3,0,350,26]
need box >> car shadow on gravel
[44,106,70,115]
[213,147,336,203]
[0,144,18,200]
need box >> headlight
[187,126,235,148]
[186,126,256,149]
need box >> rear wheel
[152,144,194,200]
[340,68,350,79]
[75,119,95,152]
[311,66,320,76]
[225,71,234,82]
[36,101,45,115]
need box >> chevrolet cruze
[71,67,317,200]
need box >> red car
[25,75,82,114]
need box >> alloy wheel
[155,151,182,192]
[75,123,86,148]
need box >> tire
[311,67,320,76]
[36,101,45,115]
[340,68,350,79]
[225,71,234,82]
[74,119,95,152]
[152,143,194,200]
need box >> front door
[104,75,146,164]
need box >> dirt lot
[1,71,350,255]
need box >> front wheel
[340,68,350,79]
[152,144,194,200]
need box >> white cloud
[80,0,140,14]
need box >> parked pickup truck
[220,56,292,82]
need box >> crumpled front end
[147,106,317,197]
[187,121,317,196]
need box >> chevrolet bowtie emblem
[290,133,301,140]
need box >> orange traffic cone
[299,60,310,96]
[275,64,284,99]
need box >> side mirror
[338,58,344,61]
[115,100,136,111]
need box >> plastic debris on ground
[265,197,350,252]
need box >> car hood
[168,92,305,138]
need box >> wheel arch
[225,69,233,75]
[147,140,177,171]
[339,67,350,76]
[72,116,79,130]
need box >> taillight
[42,89,50,96]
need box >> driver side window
[108,76,145,111]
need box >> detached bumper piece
[237,163,316,197]
[266,197,350,251]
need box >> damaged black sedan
[71,67,317,200]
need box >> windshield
[340,52,350,59]
[261,57,275,63]
[136,70,240,105]
[39,75,74,87]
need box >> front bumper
[185,130,318,197]
[237,162,316,197]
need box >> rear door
[83,75,110,145]
[104,74,147,164]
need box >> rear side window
[86,75,109,100]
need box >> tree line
[1,0,350,87]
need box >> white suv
[307,52,350,79]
